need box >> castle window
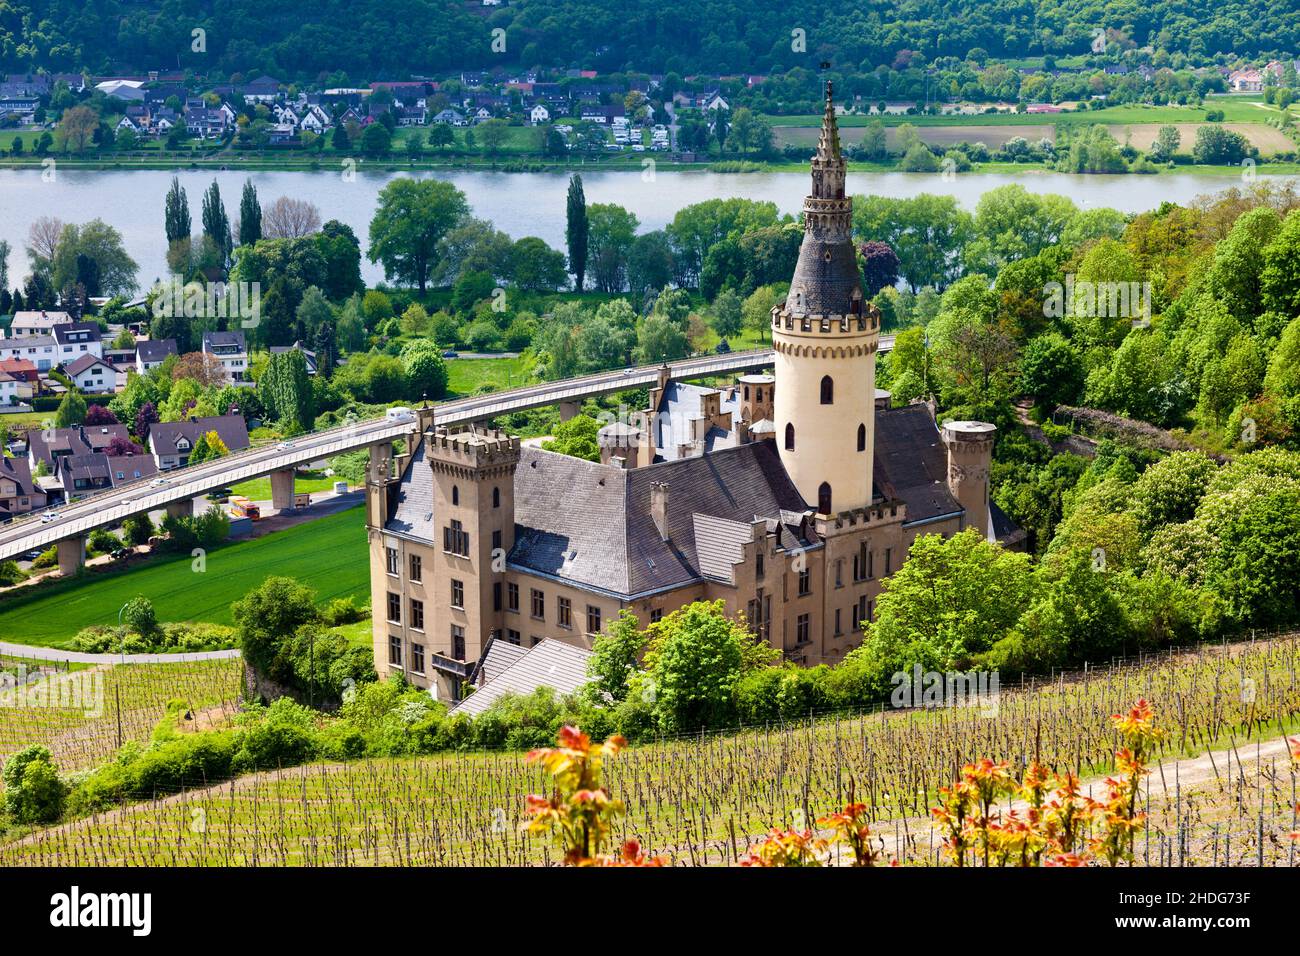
[507,582,519,613]
[451,625,465,661]
[530,588,545,620]
[451,485,459,506]
[410,598,424,631]
[650,608,663,624]
[818,482,832,515]
[506,628,520,645]
[798,566,811,596]
[796,613,810,645]
[450,579,464,609]
[386,592,401,624]
[756,388,763,402]
[784,423,795,450]
[409,553,422,582]
[443,519,469,557]
[820,375,833,405]
[744,386,750,400]
[558,597,572,629]
[410,643,424,674]
[492,486,500,508]
[493,582,502,612]
[388,636,402,665]
[586,605,602,635]
[385,547,399,576]
[857,423,866,452]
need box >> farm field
[1108,123,1295,156]
[0,505,368,648]
[5,636,1296,866]
[776,124,1057,150]
[0,657,243,773]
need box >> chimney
[650,481,670,542]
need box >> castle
[366,84,1022,701]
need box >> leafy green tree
[635,313,689,364]
[627,230,675,298]
[259,348,314,431]
[852,193,972,292]
[586,609,646,703]
[710,288,743,339]
[201,179,232,271]
[1148,125,1181,162]
[1019,333,1084,407]
[361,122,391,155]
[401,341,449,400]
[232,576,322,684]
[54,389,87,427]
[541,413,601,461]
[508,236,567,291]
[49,219,138,296]
[1129,451,1216,535]
[2,745,66,824]
[1192,125,1251,164]
[164,175,190,247]
[368,178,469,293]
[122,596,158,636]
[642,600,774,733]
[122,514,155,546]
[566,173,588,291]
[587,203,639,293]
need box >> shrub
[121,596,158,637]
[2,745,67,824]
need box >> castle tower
[942,421,996,539]
[772,82,880,515]
[425,426,520,673]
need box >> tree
[1149,124,1181,161]
[588,203,639,293]
[586,609,646,703]
[627,231,675,299]
[477,118,509,156]
[231,576,321,683]
[49,220,138,295]
[164,176,191,247]
[542,413,601,461]
[1192,125,1251,165]
[710,288,743,339]
[315,220,364,299]
[54,389,87,427]
[428,123,455,149]
[635,313,689,364]
[566,174,589,291]
[84,404,117,426]
[201,180,233,271]
[368,178,469,294]
[56,105,98,153]
[361,122,392,155]
[239,179,262,245]
[859,240,900,296]
[2,745,66,824]
[508,237,567,291]
[852,194,972,292]
[401,340,449,400]
[122,595,158,636]
[259,348,314,430]
[643,601,773,733]
[1019,333,1084,407]
[263,196,322,238]
[1260,213,1300,318]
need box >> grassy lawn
[0,505,369,648]
[445,355,536,397]
[0,410,53,431]
[228,469,340,501]
[767,98,1285,128]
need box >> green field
[0,505,369,648]
[228,470,340,501]
[445,355,536,397]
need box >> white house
[135,338,178,374]
[53,323,103,364]
[63,354,118,394]
[529,103,551,125]
[201,330,249,383]
[0,336,57,371]
[0,369,19,406]
[10,311,72,337]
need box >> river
[0,166,1291,289]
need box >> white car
[276,441,294,450]
[151,478,167,487]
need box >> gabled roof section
[450,639,593,717]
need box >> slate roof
[468,636,530,687]
[0,455,35,495]
[52,322,101,346]
[136,338,177,363]
[450,639,593,717]
[384,438,437,541]
[64,353,113,377]
[148,415,250,455]
[653,381,741,462]
[692,514,755,582]
[873,403,962,525]
[58,453,112,487]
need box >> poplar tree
[566,173,588,292]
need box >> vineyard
[0,656,244,774]
[1,638,1297,866]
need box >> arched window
[451,485,459,506]
[818,482,832,515]
[857,423,866,452]
[820,375,834,405]
[756,387,763,402]
[784,423,795,450]
[744,386,750,400]
[492,486,500,509]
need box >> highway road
[0,340,894,562]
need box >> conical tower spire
[815,81,842,166]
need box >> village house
[9,311,72,338]
[0,336,57,372]
[135,338,177,374]
[53,323,103,364]
[0,455,45,520]
[148,415,250,471]
[62,354,119,395]
[201,331,249,384]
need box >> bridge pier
[165,500,192,520]
[558,401,581,422]
[57,536,85,577]
[270,469,296,514]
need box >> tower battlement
[427,426,521,476]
